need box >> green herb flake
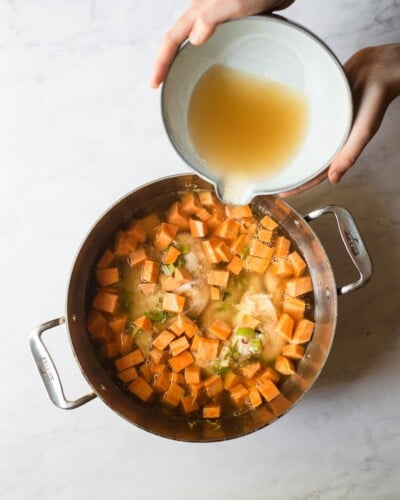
[251,338,262,353]
[241,246,250,259]
[174,255,186,268]
[144,310,173,323]
[178,244,190,254]
[236,327,256,338]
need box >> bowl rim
[161,14,353,198]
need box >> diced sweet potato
[141,213,160,238]
[202,240,220,264]
[164,246,181,264]
[149,348,168,364]
[109,316,128,334]
[189,218,208,238]
[127,220,146,243]
[169,336,190,357]
[260,214,278,231]
[207,270,230,287]
[93,291,118,314]
[248,386,263,408]
[292,319,315,344]
[244,255,270,274]
[203,403,221,418]
[208,320,231,341]
[214,219,240,240]
[191,335,201,351]
[226,205,253,219]
[258,229,273,243]
[171,372,185,385]
[275,313,294,341]
[154,223,178,251]
[152,370,171,393]
[87,309,107,336]
[176,314,199,338]
[275,355,295,375]
[285,276,313,297]
[196,207,212,222]
[138,283,156,296]
[133,315,153,331]
[128,377,153,402]
[256,379,280,401]
[274,236,291,258]
[129,248,149,267]
[96,267,119,287]
[240,315,260,330]
[139,363,152,383]
[214,241,233,262]
[181,395,199,414]
[249,239,274,260]
[204,375,223,397]
[115,349,145,372]
[197,337,219,361]
[163,383,185,407]
[230,234,249,255]
[223,370,241,390]
[258,367,280,383]
[162,292,185,313]
[185,366,201,385]
[152,330,175,350]
[210,286,221,300]
[282,296,305,319]
[282,344,305,360]
[97,249,114,269]
[180,192,201,215]
[160,275,179,292]
[227,256,244,275]
[114,231,137,256]
[241,361,261,379]
[115,331,133,355]
[270,257,294,278]
[189,382,204,401]
[117,366,138,383]
[167,202,190,230]
[229,383,249,407]
[169,319,185,336]
[141,259,160,283]
[168,350,194,372]
[174,268,192,283]
[287,251,307,277]
[198,191,216,207]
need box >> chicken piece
[233,293,284,363]
[264,266,288,311]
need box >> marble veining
[1,1,400,499]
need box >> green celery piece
[236,327,256,338]
[241,247,250,259]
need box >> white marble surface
[2,0,400,498]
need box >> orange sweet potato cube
[176,314,199,338]
[168,350,194,372]
[160,275,179,292]
[256,378,280,401]
[226,205,253,219]
[152,330,175,350]
[138,283,156,296]
[223,370,241,390]
[286,276,313,297]
[270,257,294,278]
[169,336,190,357]
[117,366,138,383]
[185,366,201,385]
[163,383,185,407]
[249,239,274,260]
[93,291,118,314]
[203,403,221,418]
[96,267,119,287]
[258,229,273,243]
[149,348,167,364]
[282,344,305,360]
[164,246,181,264]
[133,315,153,331]
[275,355,295,376]
[141,259,160,283]
[287,251,307,277]
[189,218,208,238]
[207,270,230,287]
[129,248,149,267]
[109,315,128,334]
[127,220,147,243]
[210,286,221,300]
[180,192,201,215]
[214,240,233,262]
[244,255,270,274]
[174,268,192,283]
[114,231,137,256]
[241,314,260,329]
[208,319,231,341]
[292,319,315,344]
[162,292,186,313]
[258,367,280,383]
[241,361,261,379]
[197,337,219,361]
[214,219,240,240]
[229,383,249,407]
[97,249,114,269]
[141,213,160,238]
[227,256,244,275]
[260,214,278,231]
[275,313,294,341]
[274,236,291,258]
[152,370,171,394]
[248,386,263,408]
[204,374,223,397]
[167,202,190,230]
[181,395,199,414]
[115,349,145,372]
[101,342,118,358]
[154,223,178,251]
[230,234,249,255]
[128,377,153,402]
[282,296,305,319]
[202,240,220,264]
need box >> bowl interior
[162,16,352,197]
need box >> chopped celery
[241,246,250,259]
[251,338,262,353]
[236,327,256,338]
[144,310,173,323]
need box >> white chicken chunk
[233,292,285,362]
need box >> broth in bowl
[86,190,315,421]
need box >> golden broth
[188,64,310,177]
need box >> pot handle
[304,204,373,295]
[29,317,97,410]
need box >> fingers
[279,168,328,198]
[189,17,217,45]
[328,84,387,183]
[150,13,194,88]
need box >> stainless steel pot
[30,174,372,442]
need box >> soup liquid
[188,64,310,177]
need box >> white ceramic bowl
[161,16,353,204]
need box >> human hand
[281,43,400,197]
[150,0,295,88]
[328,43,400,184]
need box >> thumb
[328,84,386,184]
